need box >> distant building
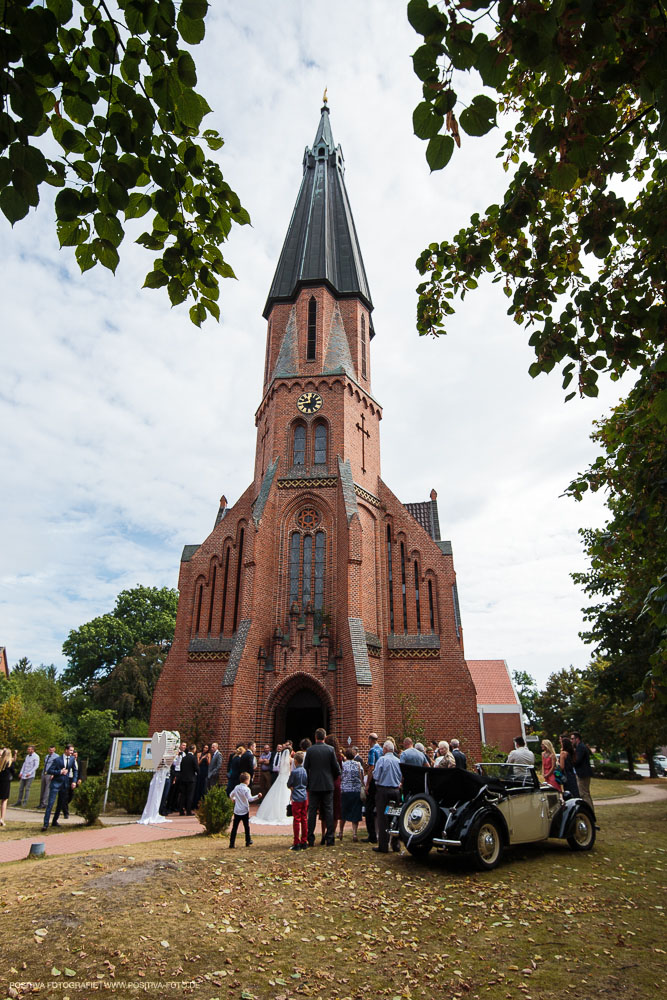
[0,647,8,679]
[467,659,524,752]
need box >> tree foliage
[75,706,117,771]
[0,0,249,324]
[568,363,667,697]
[408,0,666,398]
[511,669,539,728]
[92,640,166,722]
[62,583,178,691]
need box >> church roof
[264,104,373,318]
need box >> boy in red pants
[287,751,308,850]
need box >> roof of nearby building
[264,104,373,317]
[467,659,521,707]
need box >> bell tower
[151,105,481,760]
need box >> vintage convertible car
[386,762,597,870]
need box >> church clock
[296,391,323,414]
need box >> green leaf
[0,186,29,225]
[125,193,152,220]
[651,389,667,425]
[55,187,81,221]
[426,134,454,171]
[549,161,579,191]
[176,52,197,87]
[407,0,446,37]
[586,104,618,137]
[413,101,444,140]
[175,90,206,129]
[93,238,119,273]
[412,44,439,82]
[459,95,496,137]
[144,269,170,289]
[94,213,124,247]
[168,276,188,306]
[177,13,206,45]
[46,0,73,22]
[74,243,95,272]
[189,302,206,326]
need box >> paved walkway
[2,784,664,864]
[0,805,291,864]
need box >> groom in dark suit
[304,728,341,847]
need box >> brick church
[150,104,503,760]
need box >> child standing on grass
[286,750,308,851]
[229,772,261,848]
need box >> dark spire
[263,104,373,318]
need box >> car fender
[457,804,510,847]
[550,798,596,840]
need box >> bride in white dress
[252,746,292,825]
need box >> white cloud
[0,1,627,687]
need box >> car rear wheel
[470,817,503,870]
[399,794,440,845]
[406,839,433,858]
[567,809,595,851]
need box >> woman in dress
[226,745,247,796]
[253,743,293,825]
[434,740,456,768]
[559,736,580,798]
[338,748,364,842]
[0,747,17,826]
[541,739,560,790]
[194,744,210,807]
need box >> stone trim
[349,617,372,685]
[188,651,230,663]
[354,484,381,508]
[338,458,359,523]
[253,457,279,525]
[388,648,440,660]
[188,636,234,653]
[387,633,440,650]
[277,476,338,490]
[222,619,252,686]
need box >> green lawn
[0,799,665,1000]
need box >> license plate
[385,804,401,816]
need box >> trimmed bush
[480,741,505,763]
[594,761,642,781]
[72,776,105,825]
[196,785,234,835]
[109,770,153,813]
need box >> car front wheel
[399,794,440,845]
[567,809,596,851]
[470,817,503,870]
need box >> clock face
[296,391,323,414]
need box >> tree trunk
[646,748,656,778]
[626,747,635,773]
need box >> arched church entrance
[271,678,332,747]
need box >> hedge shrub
[594,761,642,781]
[72,776,105,825]
[109,771,153,813]
[196,785,234,835]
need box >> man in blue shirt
[399,738,428,767]
[372,741,402,854]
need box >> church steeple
[263,104,373,318]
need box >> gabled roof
[264,104,373,317]
[467,660,521,706]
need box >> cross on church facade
[260,422,270,475]
[356,412,370,472]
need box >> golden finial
[322,87,328,104]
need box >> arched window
[400,541,408,632]
[428,578,436,632]
[289,532,301,605]
[314,531,325,610]
[194,582,203,635]
[307,296,317,361]
[361,314,367,379]
[232,527,244,634]
[314,422,327,465]
[386,525,395,632]
[220,545,230,633]
[207,562,217,635]
[414,560,421,632]
[293,424,306,466]
[302,534,313,607]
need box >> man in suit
[450,739,467,770]
[178,744,198,815]
[304,727,341,847]
[207,742,222,790]
[39,746,58,809]
[42,744,78,830]
[570,731,594,812]
[270,744,283,785]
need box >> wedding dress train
[252,749,292,825]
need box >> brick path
[0,805,291,864]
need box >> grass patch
[590,777,640,800]
[0,819,104,842]
[0,801,665,999]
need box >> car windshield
[476,762,537,787]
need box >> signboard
[110,737,154,772]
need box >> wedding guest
[559,736,580,799]
[178,744,198,815]
[324,735,343,844]
[39,746,58,809]
[400,738,428,766]
[207,743,222,790]
[0,748,17,826]
[194,744,210,807]
[258,744,273,797]
[450,739,467,770]
[226,744,248,795]
[434,740,456,768]
[338,748,364,842]
[14,745,40,806]
[372,741,402,854]
[362,733,382,844]
[270,744,283,786]
[541,739,560,789]
[228,772,261,848]
[571,731,594,812]
[287,751,308,851]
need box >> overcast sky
[0,2,628,688]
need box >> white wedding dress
[252,749,292,825]
[137,767,171,825]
